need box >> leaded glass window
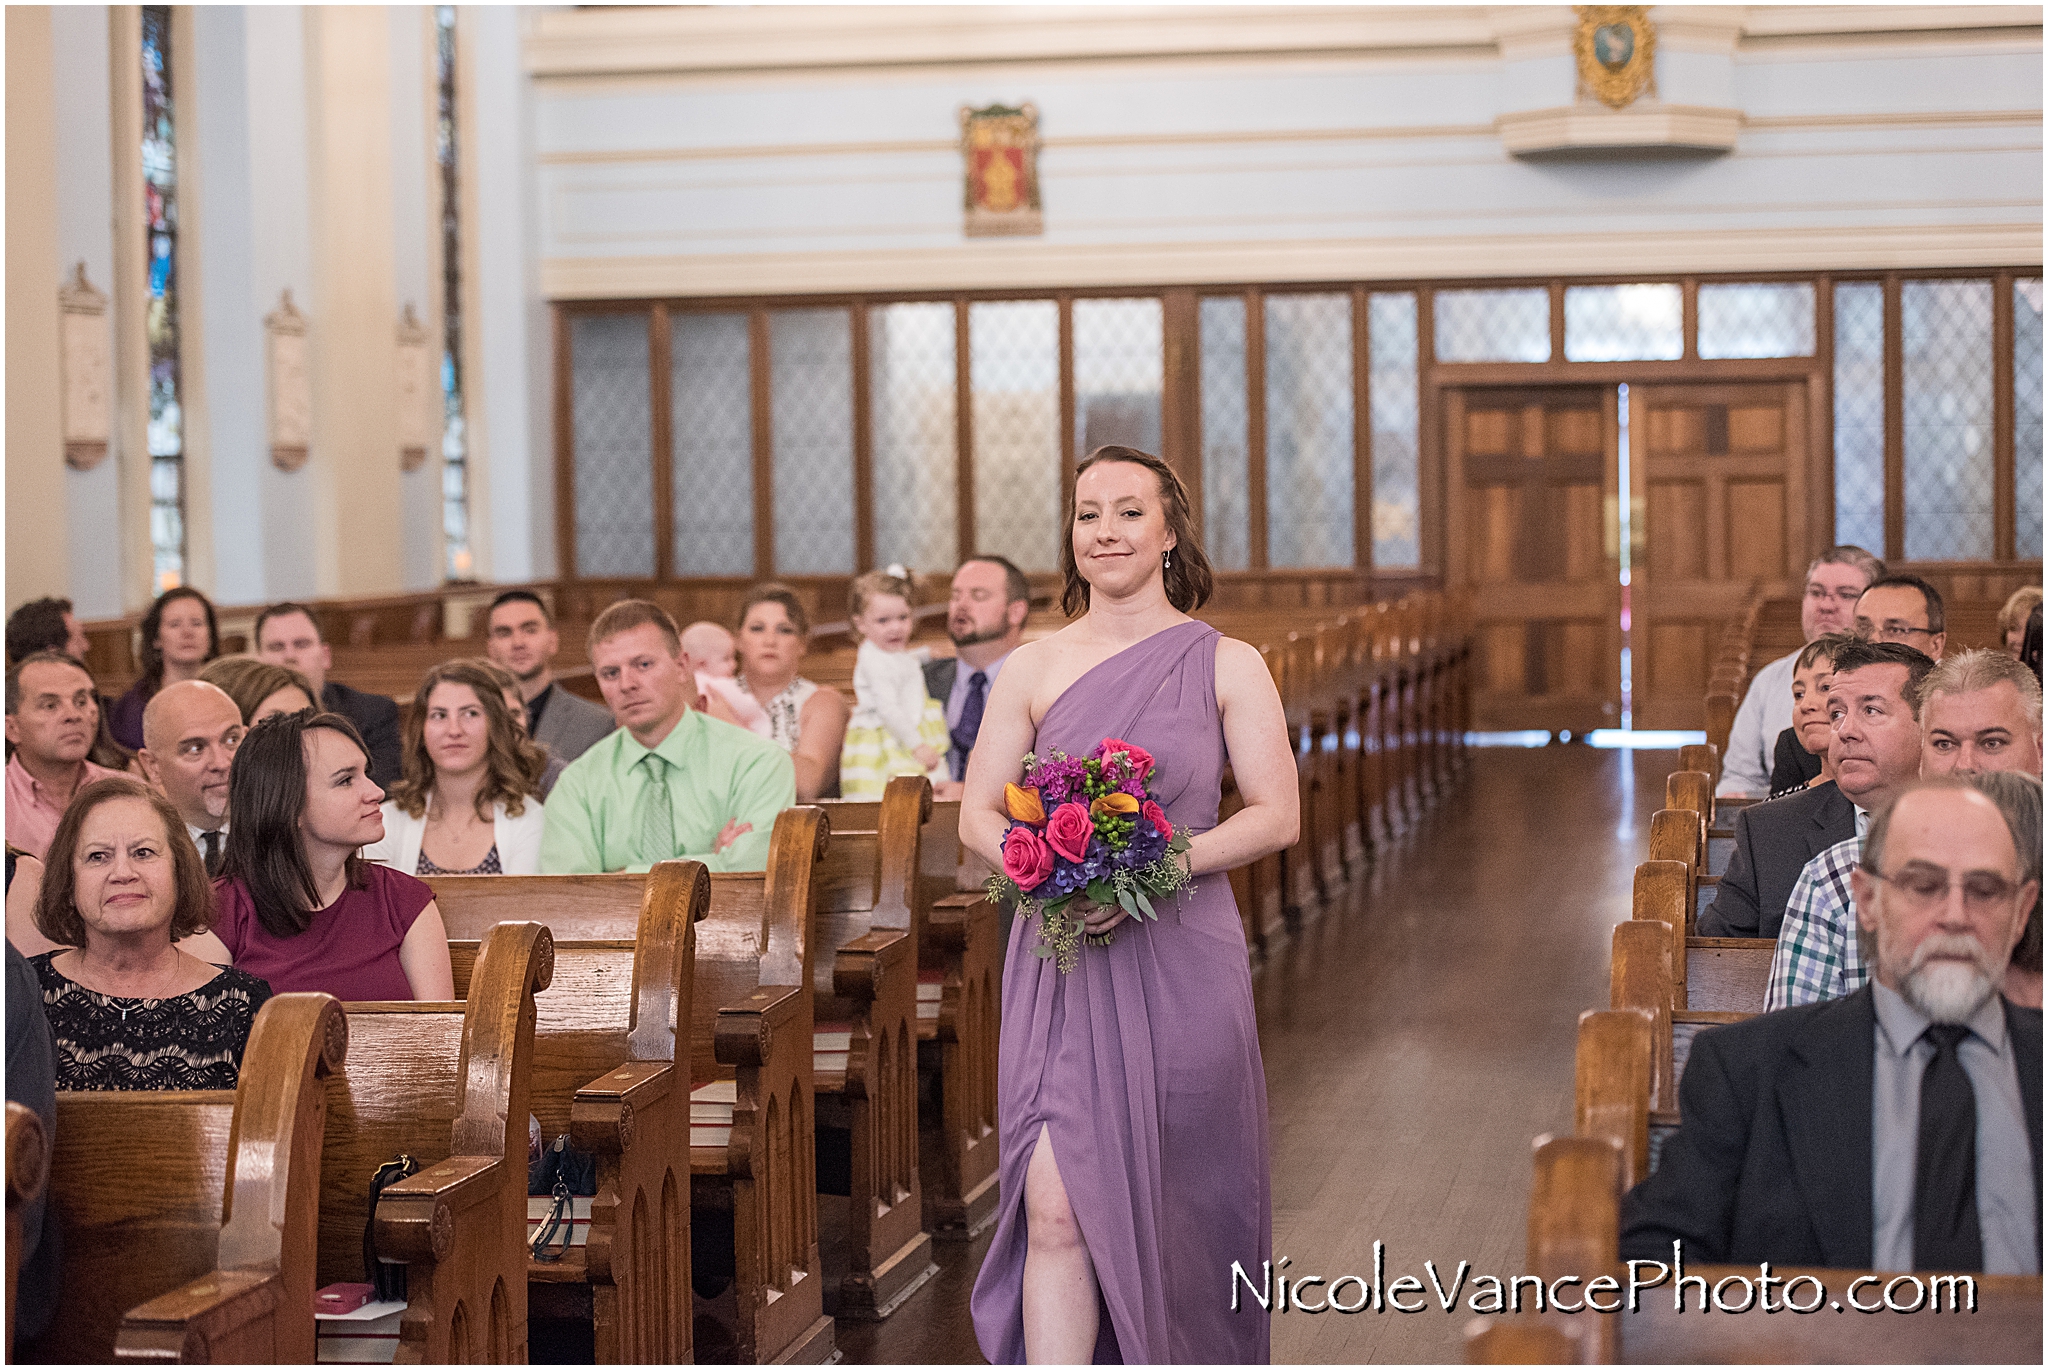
[870,303,958,573]
[1072,298,1162,458]
[2016,279,2043,560]
[671,313,754,576]
[1832,283,1885,551]
[1198,297,1249,571]
[1697,282,1815,360]
[571,315,655,577]
[769,309,854,575]
[1369,292,1420,568]
[1265,293,1353,568]
[1435,288,1549,363]
[142,6,184,591]
[435,6,471,579]
[969,301,1060,571]
[1564,284,1682,362]
[1901,279,1994,561]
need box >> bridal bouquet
[986,737,1194,973]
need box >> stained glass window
[969,301,1061,571]
[571,315,655,578]
[435,7,471,580]
[2015,279,2043,560]
[1901,279,1994,561]
[1832,283,1886,551]
[769,309,855,575]
[1072,298,1162,458]
[671,313,754,575]
[1564,284,1683,362]
[1697,282,1815,359]
[1369,292,1420,568]
[1434,288,1550,363]
[869,303,958,573]
[1198,297,1249,571]
[1264,293,1354,568]
[142,6,184,591]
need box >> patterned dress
[33,953,272,1091]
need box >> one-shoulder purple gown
[970,621,1272,1364]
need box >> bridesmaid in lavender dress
[964,446,1300,1363]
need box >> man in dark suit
[1623,778,2041,1274]
[924,556,1030,785]
[1700,640,1934,939]
[484,590,615,763]
[253,602,403,787]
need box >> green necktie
[637,752,675,866]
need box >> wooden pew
[432,863,707,1363]
[819,794,1000,1241]
[320,921,553,1364]
[5,1101,45,1354]
[23,993,347,1364]
[690,808,837,1364]
[807,777,936,1319]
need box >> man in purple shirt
[923,556,1031,788]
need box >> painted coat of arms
[1574,6,1656,110]
[960,103,1042,237]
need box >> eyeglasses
[1857,620,1938,645]
[1864,863,2025,913]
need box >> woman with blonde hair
[1999,584,2043,657]
[199,656,317,726]
[362,661,548,875]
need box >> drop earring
[1163,550,1172,570]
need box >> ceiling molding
[1498,105,1743,157]
[542,224,2042,301]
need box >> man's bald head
[680,621,737,677]
[138,680,245,831]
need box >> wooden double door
[1447,381,1809,732]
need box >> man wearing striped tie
[540,600,795,875]
[136,680,244,876]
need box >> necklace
[69,949,188,1021]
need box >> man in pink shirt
[5,651,125,858]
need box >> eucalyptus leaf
[1116,887,1138,917]
[1030,944,1052,958]
[1135,887,1156,919]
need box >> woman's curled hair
[219,710,371,939]
[1059,445,1214,617]
[386,661,547,821]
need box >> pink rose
[1098,737,1155,781]
[1044,801,1095,863]
[1141,800,1172,843]
[1002,825,1056,890]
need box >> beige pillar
[305,6,403,597]
[7,7,71,607]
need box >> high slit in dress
[969,620,1272,1364]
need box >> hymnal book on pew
[314,1287,406,1364]
[692,1078,737,1150]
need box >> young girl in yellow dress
[839,566,951,798]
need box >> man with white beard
[1622,778,2041,1274]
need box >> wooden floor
[836,745,1668,1365]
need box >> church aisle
[842,745,1672,1365]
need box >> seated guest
[6,596,129,774]
[1703,640,1932,941]
[136,681,243,877]
[1971,771,2043,1009]
[841,566,950,798]
[189,711,453,1001]
[469,658,568,799]
[363,662,547,876]
[1768,652,2044,1010]
[1624,777,2041,1274]
[541,600,794,874]
[732,584,849,802]
[252,603,404,787]
[5,933,58,1347]
[2001,586,2044,658]
[107,587,221,751]
[926,555,1031,789]
[200,656,317,725]
[5,651,126,859]
[682,619,771,737]
[1720,547,1882,797]
[28,777,272,1091]
[1855,573,1947,661]
[1766,632,1853,798]
[483,590,614,763]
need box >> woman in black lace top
[29,776,269,1091]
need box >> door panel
[1447,386,1620,731]
[1631,381,1809,730]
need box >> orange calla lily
[1090,792,1140,817]
[1005,783,1046,824]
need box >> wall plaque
[1574,6,1656,110]
[265,290,311,472]
[58,262,111,471]
[396,303,432,472]
[960,103,1042,237]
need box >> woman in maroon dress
[185,710,454,1002]
[964,447,1299,1363]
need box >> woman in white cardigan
[362,661,548,876]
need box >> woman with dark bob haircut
[186,710,454,1001]
[29,775,271,1090]
[107,585,222,750]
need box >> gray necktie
[202,829,222,877]
[637,752,674,866]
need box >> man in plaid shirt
[1768,649,2042,1009]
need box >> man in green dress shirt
[540,600,795,874]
